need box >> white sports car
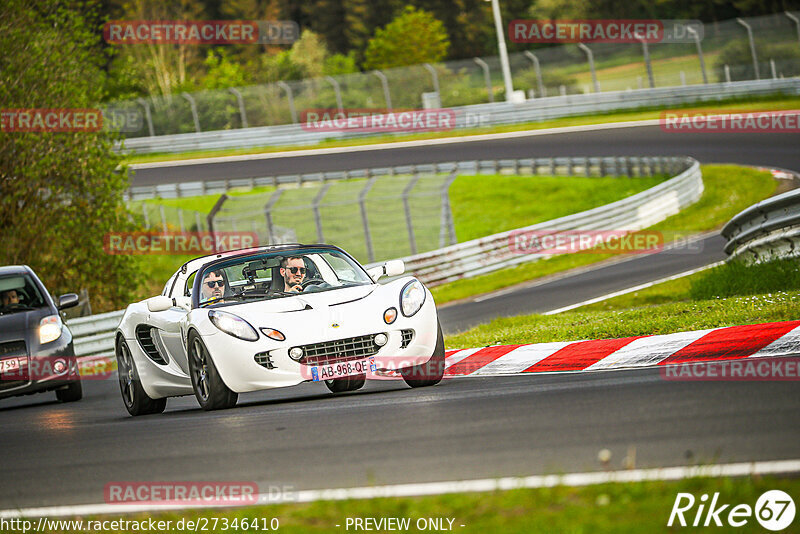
[114,244,444,415]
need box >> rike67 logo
[668,490,795,530]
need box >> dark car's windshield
[195,248,372,308]
[0,274,47,315]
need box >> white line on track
[128,119,661,170]
[542,261,724,315]
[2,458,798,518]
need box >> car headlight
[39,315,63,344]
[400,280,426,317]
[208,310,259,341]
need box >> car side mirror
[57,293,79,311]
[146,295,173,313]
[367,260,406,282]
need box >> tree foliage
[0,0,140,311]
[363,6,450,70]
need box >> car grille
[400,329,414,348]
[254,351,275,369]
[298,334,383,366]
[0,340,28,390]
[135,325,168,364]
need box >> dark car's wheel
[55,380,82,402]
[116,339,167,416]
[401,321,445,388]
[325,374,366,393]
[188,333,238,411]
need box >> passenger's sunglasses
[205,280,225,288]
[287,267,306,274]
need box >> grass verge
[23,476,799,533]
[122,94,800,165]
[431,164,780,306]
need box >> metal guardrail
[722,185,800,262]
[68,309,124,359]
[118,78,800,155]
[385,157,703,286]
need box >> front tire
[188,333,238,411]
[401,321,445,388]
[325,374,366,393]
[55,380,82,402]
[116,339,167,416]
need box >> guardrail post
[277,81,298,124]
[423,63,441,96]
[312,183,331,243]
[736,18,760,80]
[787,12,800,48]
[584,157,592,177]
[137,98,155,136]
[181,93,201,133]
[359,177,378,263]
[228,88,248,128]
[523,51,546,98]
[371,70,392,111]
[207,194,228,252]
[324,76,344,113]
[263,190,283,245]
[686,27,708,84]
[439,170,458,248]
[577,43,600,93]
[550,158,556,176]
[403,175,422,255]
[567,158,574,176]
[473,57,494,103]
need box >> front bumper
[0,335,79,400]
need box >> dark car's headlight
[39,315,63,344]
[208,310,259,341]
[400,280,426,317]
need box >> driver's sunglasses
[287,267,306,274]
[205,280,225,288]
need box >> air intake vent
[254,352,275,369]
[400,330,414,348]
[135,325,168,364]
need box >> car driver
[200,270,226,302]
[1,289,19,307]
[280,256,306,293]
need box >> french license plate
[0,358,20,374]
[310,357,375,381]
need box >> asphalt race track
[0,127,798,512]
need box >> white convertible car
[114,244,444,415]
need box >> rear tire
[55,380,82,402]
[401,321,445,388]
[116,339,167,416]
[325,374,366,393]
[188,333,238,411]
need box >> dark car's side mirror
[57,293,80,310]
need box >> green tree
[0,0,140,312]
[363,6,450,70]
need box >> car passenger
[280,256,306,293]
[200,270,228,302]
[1,289,20,307]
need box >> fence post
[324,76,344,113]
[263,190,283,245]
[638,37,655,88]
[371,70,392,111]
[142,204,150,229]
[312,183,331,243]
[159,205,168,236]
[137,98,155,136]
[577,43,600,93]
[423,63,441,96]
[178,209,185,232]
[207,194,228,253]
[277,81,298,124]
[402,175,422,255]
[787,11,800,48]
[181,93,201,133]
[439,170,459,248]
[523,51,546,98]
[473,57,494,103]
[687,27,708,84]
[736,18,760,80]
[770,59,777,79]
[228,88,248,128]
[359,177,378,263]
[725,65,731,83]
[195,211,203,231]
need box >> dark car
[0,265,82,403]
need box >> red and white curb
[443,320,800,377]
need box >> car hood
[0,307,51,342]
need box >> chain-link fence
[107,13,800,137]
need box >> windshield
[0,274,47,315]
[195,248,372,308]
